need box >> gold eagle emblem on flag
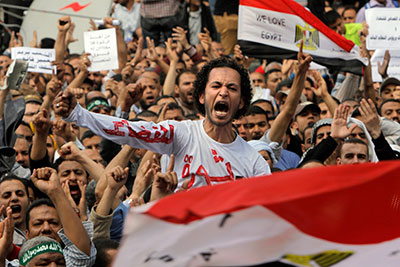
[295,23,320,50]
[281,250,353,267]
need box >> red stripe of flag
[240,0,355,52]
[145,161,400,244]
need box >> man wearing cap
[292,102,321,141]
[379,77,400,102]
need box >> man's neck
[124,0,134,10]
[203,119,236,144]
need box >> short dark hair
[26,199,55,230]
[341,5,357,16]
[275,78,293,93]
[0,174,29,197]
[40,38,55,49]
[175,69,196,85]
[158,102,184,118]
[265,68,281,82]
[339,138,369,157]
[245,105,268,122]
[136,110,158,118]
[379,99,400,115]
[81,130,97,143]
[155,95,177,105]
[93,239,119,267]
[193,57,252,119]
[326,10,341,26]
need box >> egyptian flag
[238,0,367,74]
[113,160,400,266]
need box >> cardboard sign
[84,28,119,72]
[370,49,400,82]
[366,8,400,50]
[11,47,55,74]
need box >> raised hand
[59,141,82,160]
[165,38,179,63]
[53,90,77,118]
[146,37,159,62]
[46,69,63,100]
[377,50,390,79]
[359,98,381,139]
[331,104,357,141]
[0,207,14,262]
[29,30,38,48]
[294,40,313,74]
[310,70,328,98]
[106,166,129,192]
[172,26,190,50]
[58,16,72,33]
[52,118,76,142]
[150,155,178,201]
[30,168,61,197]
[32,109,51,135]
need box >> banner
[366,8,400,50]
[237,0,367,75]
[114,160,400,266]
[371,49,400,82]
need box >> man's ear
[337,157,342,165]
[25,229,30,239]
[239,97,244,110]
[174,85,179,95]
[199,92,205,105]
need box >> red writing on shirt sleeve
[103,120,174,144]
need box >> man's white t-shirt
[66,104,270,189]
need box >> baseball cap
[379,77,400,95]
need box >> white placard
[366,8,400,50]
[84,28,118,72]
[11,47,55,74]
[370,49,400,82]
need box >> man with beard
[174,70,196,116]
[0,175,30,246]
[54,57,272,191]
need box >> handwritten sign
[11,47,55,74]
[371,49,400,82]
[84,28,118,72]
[366,8,400,50]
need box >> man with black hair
[0,175,30,246]
[379,99,400,123]
[54,57,270,190]
[93,239,119,267]
[265,68,282,95]
[162,102,185,121]
[337,138,369,165]
[81,131,102,154]
[245,105,270,140]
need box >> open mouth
[10,204,21,214]
[214,101,229,117]
[146,95,155,104]
[69,184,81,196]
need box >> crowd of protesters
[0,0,400,266]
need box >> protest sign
[366,8,400,50]
[11,47,55,74]
[370,49,400,82]
[84,28,118,72]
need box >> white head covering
[248,140,278,165]
[347,118,379,162]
